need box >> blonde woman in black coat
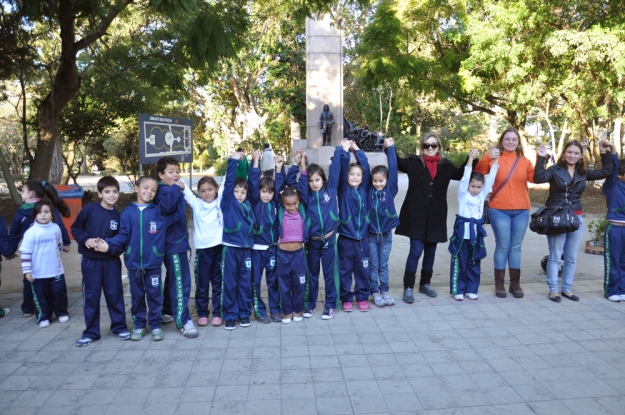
[396,132,474,303]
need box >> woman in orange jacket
[474,127,535,298]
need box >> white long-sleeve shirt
[182,179,224,249]
[20,221,64,278]
[458,164,499,239]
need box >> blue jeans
[488,209,530,270]
[368,232,393,294]
[547,215,583,294]
[404,238,437,279]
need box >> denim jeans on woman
[488,209,530,270]
[368,232,393,294]
[404,239,437,275]
[546,215,583,294]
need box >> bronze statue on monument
[318,104,335,146]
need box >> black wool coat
[395,154,468,243]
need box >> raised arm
[385,140,399,197]
[353,145,371,192]
[331,142,350,193]
[221,155,240,210]
[248,150,262,206]
[396,151,410,173]
[274,156,285,205]
[587,148,615,181]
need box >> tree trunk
[50,140,64,184]
[614,103,623,156]
[19,76,34,166]
[29,0,81,181]
[0,151,23,207]
[557,119,568,158]
[385,87,393,134]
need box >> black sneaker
[224,320,236,330]
[271,314,281,323]
[403,287,414,304]
[419,284,437,298]
[321,307,335,320]
[256,315,271,324]
[239,318,251,327]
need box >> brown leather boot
[494,269,507,298]
[508,268,524,298]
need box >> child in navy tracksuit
[96,176,172,341]
[71,176,130,347]
[449,150,498,300]
[155,157,198,338]
[338,139,372,312]
[368,139,400,307]
[220,153,256,330]
[603,151,625,302]
[248,150,283,323]
[20,201,69,328]
[9,180,71,317]
[182,176,224,326]
[287,146,343,319]
[0,220,16,317]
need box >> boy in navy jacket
[96,176,173,341]
[0,219,15,317]
[154,157,198,338]
[221,153,256,330]
[72,177,130,346]
[603,150,625,302]
[248,150,284,323]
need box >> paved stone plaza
[0,177,623,414]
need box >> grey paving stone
[315,396,353,415]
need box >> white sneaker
[180,320,198,338]
[162,314,174,324]
[453,295,464,301]
[608,295,621,302]
[39,320,50,328]
[620,295,625,301]
[282,317,292,324]
[58,315,69,323]
[381,292,395,306]
[0,308,10,317]
[465,293,478,300]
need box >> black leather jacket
[534,152,613,211]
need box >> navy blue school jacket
[448,215,487,261]
[0,220,14,261]
[105,202,172,270]
[221,158,256,248]
[9,203,70,252]
[368,145,400,234]
[338,149,370,240]
[604,154,625,222]
[248,165,284,246]
[71,202,121,260]
[154,182,191,254]
[287,146,343,238]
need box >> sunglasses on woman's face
[423,143,438,149]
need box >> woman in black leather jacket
[535,140,615,302]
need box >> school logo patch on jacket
[110,220,118,230]
[148,221,158,234]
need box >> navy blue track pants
[277,248,306,315]
[194,246,223,318]
[252,245,280,318]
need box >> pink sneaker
[342,301,353,312]
[357,301,370,312]
[197,317,209,326]
[211,317,223,326]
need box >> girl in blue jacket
[9,180,71,317]
[287,145,344,319]
[338,140,371,312]
[368,138,401,307]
